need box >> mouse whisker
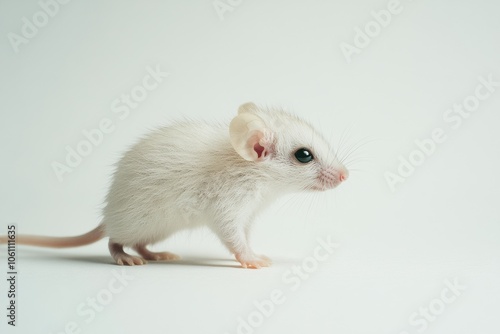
[339,136,378,166]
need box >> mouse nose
[318,167,348,190]
[339,171,348,182]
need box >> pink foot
[134,245,181,261]
[115,254,147,266]
[109,241,147,266]
[235,253,272,269]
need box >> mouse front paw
[235,253,272,269]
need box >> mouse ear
[238,102,260,115]
[230,112,273,162]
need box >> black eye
[294,148,314,163]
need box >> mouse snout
[316,166,348,191]
[339,171,348,182]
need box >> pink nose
[339,173,347,182]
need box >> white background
[1,1,499,333]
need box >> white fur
[101,103,347,260]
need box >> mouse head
[230,102,348,192]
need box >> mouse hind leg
[133,244,181,261]
[109,240,147,266]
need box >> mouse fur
[0,102,348,269]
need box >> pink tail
[0,225,105,248]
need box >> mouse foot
[134,245,181,261]
[235,253,272,269]
[109,241,147,266]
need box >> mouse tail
[0,225,105,248]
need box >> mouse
[0,102,349,269]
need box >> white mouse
[1,102,348,269]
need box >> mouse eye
[294,148,314,163]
